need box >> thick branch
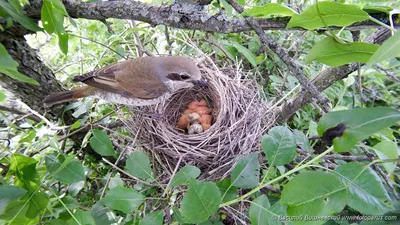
[276,29,392,122]
[24,0,387,33]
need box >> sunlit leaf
[371,141,398,174]
[242,3,297,17]
[368,31,400,65]
[305,36,378,66]
[0,0,42,31]
[0,68,40,85]
[287,2,369,30]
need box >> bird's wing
[114,59,168,99]
[72,63,125,95]
[73,58,168,99]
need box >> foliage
[1,0,400,224]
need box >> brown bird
[43,56,206,107]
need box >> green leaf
[368,31,400,65]
[70,121,81,130]
[363,6,393,15]
[293,130,311,153]
[41,0,65,34]
[371,141,398,174]
[45,153,85,184]
[90,201,117,225]
[26,191,49,218]
[262,126,296,166]
[102,186,145,214]
[232,42,257,67]
[8,0,22,14]
[249,195,270,225]
[0,0,42,31]
[139,210,164,225]
[58,32,68,55]
[287,2,369,30]
[0,43,18,69]
[19,130,36,143]
[0,199,29,221]
[68,209,96,225]
[317,107,400,152]
[125,151,153,180]
[46,0,69,16]
[0,90,6,102]
[267,200,294,225]
[170,165,200,187]
[0,68,40,85]
[335,162,393,215]
[0,186,27,214]
[89,129,115,156]
[231,153,260,188]
[180,179,221,223]
[216,179,237,203]
[242,3,297,18]
[281,172,347,225]
[7,154,40,191]
[0,44,40,85]
[305,36,379,66]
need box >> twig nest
[124,61,276,180]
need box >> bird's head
[158,56,207,89]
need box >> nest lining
[122,62,276,180]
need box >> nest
[122,61,276,180]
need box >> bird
[43,56,207,107]
[187,113,203,135]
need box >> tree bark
[0,24,71,121]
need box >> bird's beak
[191,78,208,87]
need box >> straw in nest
[122,60,276,180]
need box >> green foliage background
[0,0,400,224]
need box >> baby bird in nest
[176,98,213,134]
[188,113,203,135]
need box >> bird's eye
[180,73,191,80]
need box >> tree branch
[276,28,392,122]
[24,0,389,33]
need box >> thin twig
[225,0,328,105]
[162,155,183,197]
[68,33,128,60]
[0,105,41,123]
[102,158,156,186]
[35,111,116,153]
[361,147,400,200]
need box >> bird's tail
[43,86,93,107]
